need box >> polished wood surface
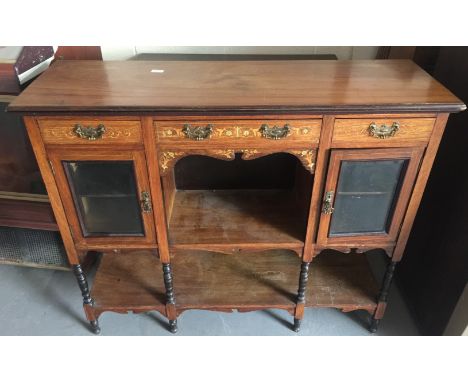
[8,60,465,113]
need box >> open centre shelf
[91,250,378,315]
[163,153,313,252]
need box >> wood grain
[38,118,142,145]
[332,117,435,147]
[141,116,171,263]
[23,117,80,264]
[8,60,465,113]
[91,249,378,317]
[91,250,167,317]
[168,190,306,255]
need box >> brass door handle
[141,191,152,213]
[368,122,399,139]
[182,124,213,140]
[73,124,106,140]
[259,124,290,140]
[322,191,334,215]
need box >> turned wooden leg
[294,261,310,332]
[370,260,397,333]
[72,264,101,334]
[162,263,178,333]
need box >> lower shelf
[91,250,378,316]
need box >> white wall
[101,46,379,61]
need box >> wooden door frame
[317,147,424,248]
[48,147,157,249]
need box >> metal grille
[0,227,69,269]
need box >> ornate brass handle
[322,191,334,215]
[259,124,290,140]
[368,122,400,139]
[182,124,213,140]
[141,191,152,213]
[73,124,106,140]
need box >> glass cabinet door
[50,150,156,246]
[317,148,423,246]
[64,161,144,237]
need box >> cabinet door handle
[322,191,335,215]
[73,124,106,140]
[368,122,399,139]
[141,191,152,213]
[182,124,213,140]
[259,124,290,140]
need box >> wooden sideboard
[8,60,465,334]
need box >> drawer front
[155,119,322,145]
[332,118,435,147]
[38,118,142,145]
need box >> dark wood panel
[0,197,57,230]
[8,60,465,113]
[0,102,44,193]
[55,46,102,61]
[398,47,468,335]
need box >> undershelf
[90,250,378,315]
[168,190,305,252]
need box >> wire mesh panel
[0,227,69,270]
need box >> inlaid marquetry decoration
[288,150,316,172]
[46,127,134,139]
[38,120,143,145]
[240,149,316,173]
[158,149,236,175]
[157,122,320,142]
[158,148,316,175]
[159,151,185,175]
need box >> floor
[0,254,419,336]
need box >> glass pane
[329,159,407,236]
[63,161,144,237]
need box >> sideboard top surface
[8,59,465,113]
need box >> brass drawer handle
[322,191,334,215]
[259,124,290,140]
[73,124,106,140]
[368,122,400,139]
[182,124,213,140]
[141,191,152,213]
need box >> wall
[101,46,379,60]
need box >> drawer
[38,118,142,145]
[154,119,322,145]
[332,117,435,147]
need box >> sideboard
[8,59,465,334]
